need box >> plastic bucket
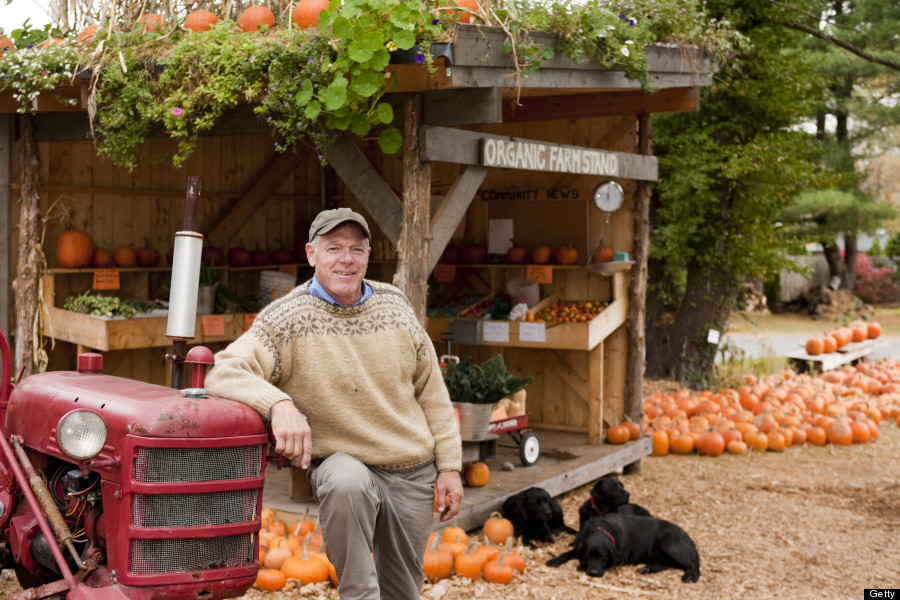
[453,402,495,441]
[506,278,540,308]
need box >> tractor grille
[133,489,259,528]
[133,445,262,482]
[129,444,263,576]
[130,534,255,575]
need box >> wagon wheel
[519,432,540,466]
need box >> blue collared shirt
[309,274,373,306]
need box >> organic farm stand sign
[2,5,721,444]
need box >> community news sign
[481,138,620,176]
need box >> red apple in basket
[531,246,552,265]
[201,246,225,267]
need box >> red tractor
[0,331,268,599]
[0,181,270,599]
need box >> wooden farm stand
[2,23,713,503]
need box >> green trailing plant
[443,355,533,405]
[64,291,146,318]
[0,1,739,169]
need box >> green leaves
[442,356,533,405]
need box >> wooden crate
[41,274,249,351]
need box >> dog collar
[589,497,605,516]
[597,526,615,546]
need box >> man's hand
[435,470,464,522]
[269,400,312,468]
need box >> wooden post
[0,115,11,337]
[392,95,431,324]
[11,115,41,378]
[624,113,651,474]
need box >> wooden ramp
[261,429,651,533]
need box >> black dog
[501,487,576,548]
[578,475,652,529]
[546,513,700,582]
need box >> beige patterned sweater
[205,279,462,472]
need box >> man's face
[306,223,370,305]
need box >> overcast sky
[1,1,53,33]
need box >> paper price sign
[482,321,510,344]
[526,265,553,284]
[201,315,226,337]
[433,264,456,283]
[519,322,546,343]
[242,313,257,332]
[92,269,121,290]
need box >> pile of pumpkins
[254,509,526,591]
[611,357,900,457]
[804,320,881,355]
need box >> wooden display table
[786,339,884,374]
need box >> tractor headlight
[57,410,108,461]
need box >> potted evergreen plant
[443,355,532,441]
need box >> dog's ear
[502,493,528,531]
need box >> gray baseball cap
[308,208,371,240]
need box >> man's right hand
[269,400,312,468]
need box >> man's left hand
[435,471,464,522]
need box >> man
[205,207,463,600]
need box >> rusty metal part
[10,436,87,570]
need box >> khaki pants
[308,453,437,600]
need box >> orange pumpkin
[726,440,748,454]
[623,421,641,440]
[77,25,99,46]
[669,433,694,454]
[238,6,275,32]
[805,337,824,356]
[464,461,490,487]
[555,245,579,265]
[255,568,286,591]
[696,431,725,457]
[113,245,137,268]
[531,246,552,265]
[766,432,785,452]
[422,535,454,581]
[483,553,515,584]
[849,322,868,343]
[826,422,853,446]
[454,543,484,580]
[606,424,630,444]
[650,430,669,456]
[262,545,292,569]
[293,0,331,28]
[280,546,330,584]
[92,248,112,268]
[137,14,165,33]
[441,523,468,546]
[866,321,882,339]
[822,335,837,353]
[592,245,615,263]
[493,539,525,574]
[56,229,94,268]
[482,512,514,545]
[184,10,219,32]
[436,0,480,23]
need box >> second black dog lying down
[502,487,576,548]
[578,475,652,529]
[546,513,701,582]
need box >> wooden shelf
[40,274,249,351]
[426,270,627,351]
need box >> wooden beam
[0,115,11,336]
[323,136,403,245]
[392,95,432,324]
[421,125,658,181]
[425,87,502,126]
[426,165,489,272]
[502,88,700,122]
[206,149,305,248]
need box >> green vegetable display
[64,292,146,318]
[442,355,533,405]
